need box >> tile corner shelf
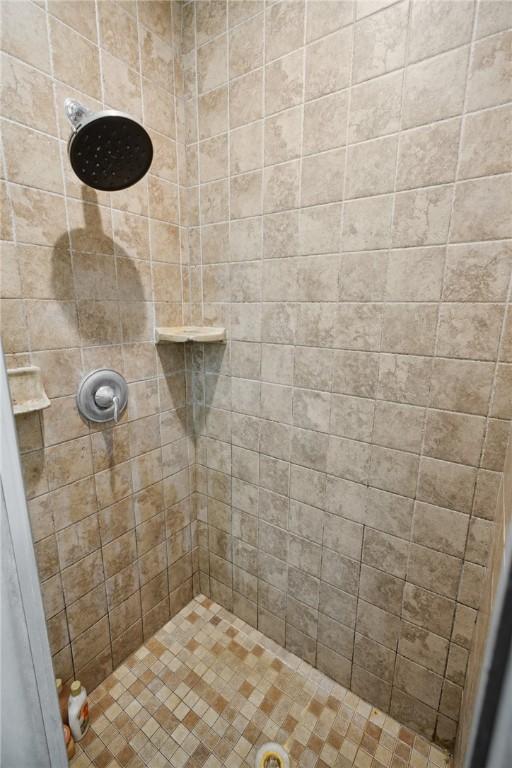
[155,326,226,343]
[7,366,51,415]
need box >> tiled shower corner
[1,0,511,764]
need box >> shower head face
[68,111,153,192]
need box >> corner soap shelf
[155,326,226,343]
[7,366,51,415]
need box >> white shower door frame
[0,340,67,767]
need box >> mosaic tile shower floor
[70,596,451,768]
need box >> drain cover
[255,743,290,768]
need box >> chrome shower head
[64,98,153,192]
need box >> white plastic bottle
[68,680,89,741]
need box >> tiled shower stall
[1,0,511,765]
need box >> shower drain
[255,742,290,768]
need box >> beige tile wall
[1,0,199,693]
[455,425,511,765]
[1,0,511,754]
[179,0,512,751]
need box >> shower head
[64,98,153,192]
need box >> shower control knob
[94,385,120,423]
[77,369,128,424]
[94,384,115,408]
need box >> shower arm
[64,98,92,130]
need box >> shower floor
[70,596,451,768]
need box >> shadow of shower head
[65,98,153,192]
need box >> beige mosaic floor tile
[70,596,451,768]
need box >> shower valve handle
[94,385,120,423]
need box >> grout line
[279,0,310,660]
[225,0,235,613]
[250,0,267,633]
[193,0,212,598]
[172,0,200,596]
[357,0,410,706]
[46,0,93,679]
[133,0,160,643]
[399,0,433,639]
[416,0,481,700]
[191,5,204,328]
